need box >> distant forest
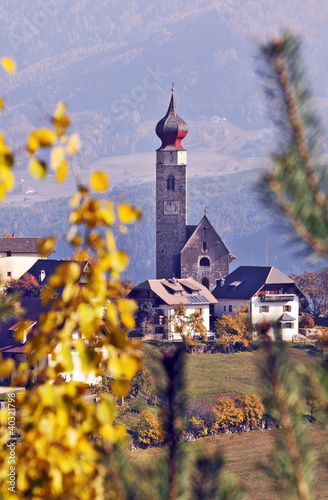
[0,169,320,283]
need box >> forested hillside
[0,169,319,283]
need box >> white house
[212,266,306,341]
[129,278,218,339]
[0,235,52,286]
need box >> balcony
[260,294,294,303]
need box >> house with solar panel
[128,278,217,339]
[212,266,306,341]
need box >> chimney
[39,270,46,283]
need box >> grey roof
[212,266,299,300]
[280,313,296,322]
[22,259,89,285]
[186,225,197,241]
[0,237,45,254]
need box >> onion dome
[156,87,188,150]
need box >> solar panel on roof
[187,295,210,304]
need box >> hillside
[0,169,321,283]
[1,0,328,166]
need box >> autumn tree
[167,304,207,341]
[215,306,253,349]
[136,409,165,447]
[212,396,243,431]
[5,273,40,298]
[135,301,155,333]
[0,59,143,499]
[235,393,264,429]
[290,268,328,321]
[119,277,134,298]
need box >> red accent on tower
[155,92,188,150]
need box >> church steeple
[155,89,188,279]
[155,87,188,151]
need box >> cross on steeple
[204,206,207,216]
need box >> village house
[0,259,92,385]
[128,277,217,340]
[212,266,306,341]
[0,234,53,286]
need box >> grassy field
[129,344,328,497]
[143,343,319,407]
[129,426,328,499]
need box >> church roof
[130,278,217,307]
[181,214,233,256]
[155,89,188,151]
[212,266,302,300]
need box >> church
[155,88,236,291]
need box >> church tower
[155,88,188,279]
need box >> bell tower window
[203,242,207,251]
[199,257,210,267]
[167,175,175,191]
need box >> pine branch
[259,32,328,255]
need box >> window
[203,242,207,251]
[167,175,175,191]
[7,272,11,277]
[6,251,11,257]
[199,257,210,267]
[284,322,294,329]
[229,305,232,312]
[195,308,204,315]
[283,305,292,312]
[260,306,269,313]
[202,277,209,289]
[224,305,227,312]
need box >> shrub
[211,396,243,430]
[299,316,315,329]
[235,393,264,428]
[129,397,148,413]
[188,416,208,438]
[136,409,165,447]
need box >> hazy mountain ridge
[1,0,328,165]
[0,170,320,283]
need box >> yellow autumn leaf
[0,358,15,378]
[38,236,56,257]
[96,394,116,424]
[55,159,68,183]
[0,184,5,200]
[53,101,70,134]
[0,97,4,111]
[2,167,14,190]
[66,133,81,155]
[1,57,16,73]
[97,207,115,225]
[29,158,47,179]
[28,128,57,153]
[111,378,131,398]
[118,203,142,224]
[50,145,65,170]
[90,171,109,192]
